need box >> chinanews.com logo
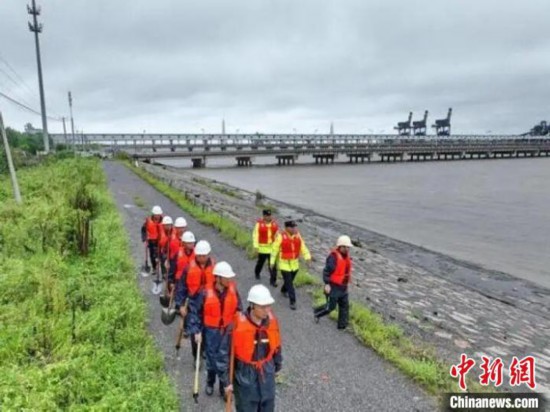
[445,354,547,411]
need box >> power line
[0,90,62,122]
[0,53,64,121]
[0,53,39,101]
[0,66,37,109]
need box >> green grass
[0,158,178,411]
[126,161,495,399]
[133,195,146,209]
[191,176,243,199]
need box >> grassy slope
[0,158,178,411]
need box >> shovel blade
[151,281,163,295]
[161,307,177,325]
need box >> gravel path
[104,161,437,412]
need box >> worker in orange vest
[141,205,163,273]
[158,215,173,280]
[187,261,242,398]
[313,235,353,330]
[175,240,215,362]
[168,230,195,286]
[252,209,279,285]
[169,217,188,263]
[226,285,282,412]
[270,220,311,310]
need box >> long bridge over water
[50,133,550,168]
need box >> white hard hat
[151,205,163,215]
[174,217,187,228]
[336,235,353,248]
[194,240,211,255]
[181,231,196,243]
[213,261,235,279]
[247,284,275,305]
[162,216,173,225]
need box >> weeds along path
[104,161,437,412]
[0,159,177,411]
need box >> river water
[160,156,550,288]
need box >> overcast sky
[1,0,549,135]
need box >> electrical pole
[27,0,49,154]
[0,112,22,204]
[62,116,67,145]
[68,91,75,151]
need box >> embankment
[136,160,550,395]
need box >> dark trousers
[235,391,275,412]
[255,253,277,283]
[314,285,350,328]
[280,270,298,304]
[147,241,159,270]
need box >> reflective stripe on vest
[329,249,352,286]
[186,259,214,296]
[280,232,301,260]
[203,283,239,329]
[232,311,281,369]
[257,219,278,245]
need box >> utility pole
[0,112,22,204]
[62,116,67,145]
[27,0,49,154]
[68,91,75,151]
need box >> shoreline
[146,161,550,394]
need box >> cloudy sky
[1,0,549,135]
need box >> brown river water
[160,156,550,289]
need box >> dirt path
[104,161,436,411]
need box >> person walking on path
[141,205,163,273]
[269,220,311,310]
[186,261,243,398]
[169,217,188,264]
[175,240,215,362]
[252,209,279,285]
[313,235,353,330]
[226,284,282,412]
[158,215,174,278]
[169,230,196,286]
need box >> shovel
[151,262,163,295]
[225,339,235,412]
[161,289,178,325]
[175,300,188,358]
[193,338,202,403]
[141,242,150,277]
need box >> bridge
[50,133,550,168]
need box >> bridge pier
[236,156,253,167]
[191,157,206,168]
[313,154,335,165]
[347,154,370,163]
[276,155,297,166]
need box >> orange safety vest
[158,226,172,253]
[232,311,281,369]
[257,219,278,245]
[145,216,161,241]
[203,283,239,329]
[175,247,195,281]
[186,259,214,296]
[329,249,352,286]
[168,231,181,260]
[280,232,302,260]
